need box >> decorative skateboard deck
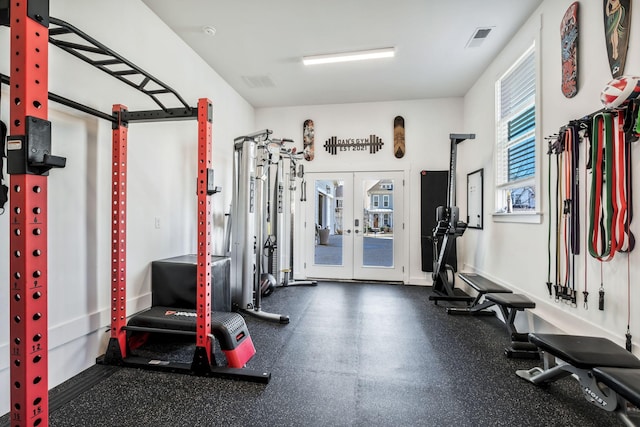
[303,119,314,161]
[604,0,631,78]
[561,2,579,98]
[393,116,405,158]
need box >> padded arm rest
[529,334,640,369]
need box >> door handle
[345,229,352,234]
[354,229,360,234]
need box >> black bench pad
[485,293,535,309]
[593,367,640,407]
[458,273,512,293]
[128,306,241,334]
[529,333,640,370]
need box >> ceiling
[141,0,543,108]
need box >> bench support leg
[517,354,618,411]
[495,306,539,359]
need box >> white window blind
[495,45,536,213]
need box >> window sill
[492,212,542,224]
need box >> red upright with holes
[109,104,128,358]
[9,1,51,425]
[192,98,214,369]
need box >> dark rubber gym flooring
[1,281,622,426]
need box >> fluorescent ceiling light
[303,47,395,65]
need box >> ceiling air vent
[466,27,494,48]
[242,75,276,89]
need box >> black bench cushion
[485,293,536,309]
[529,333,640,369]
[458,273,512,293]
[129,306,198,332]
[593,367,640,408]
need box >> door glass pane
[362,179,393,267]
[314,179,343,265]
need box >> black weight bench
[484,293,538,358]
[446,273,513,315]
[517,333,640,423]
[593,367,640,425]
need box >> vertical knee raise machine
[429,133,475,304]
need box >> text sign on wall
[324,135,384,155]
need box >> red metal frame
[109,104,129,358]
[6,0,223,418]
[9,1,51,426]
[195,98,213,361]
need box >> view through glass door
[305,171,404,281]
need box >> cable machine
[272,146,317,287]
[2,3,268,425]
[429,133,475,304]
[231,130,290,324]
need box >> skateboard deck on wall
[303,119,314,161]
[604,0,631,78]
[393,116,405,158]
[561,2,579,98]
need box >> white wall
[0,0,255,415]
[256,98,465,285]
[461,0,640,351]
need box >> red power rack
[3,2,269,424]
[6,1,63,426]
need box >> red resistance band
[589,112,634,261]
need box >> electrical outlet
[154,217,161,229]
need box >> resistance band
[582,120,591,308]
[552,124,581,305]
[546,138,554,297]
[588,111,635,311]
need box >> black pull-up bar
[1,14,198,124]
[48,17,192,114]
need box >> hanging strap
[0,86,8,214]
[589,111,634,261]
[546,138,554,296]
[554,140,562,300]
[562,128,572,298]
[582,124,590,308]
[611,112,634,254]
[589,113,615,261]
[611,113,627,253]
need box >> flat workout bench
[445,273,537,358]
[484,293,538,358]
[517,333,640,424]
[447,273,512,315]
[593,367,640,410]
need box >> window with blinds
[495,45,536,213]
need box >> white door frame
[303,171,405,282]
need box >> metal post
[192,98,214,371]
[105,104,129,361]
[8,1,51,425]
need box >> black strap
[0,89,8,213]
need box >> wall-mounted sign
[324,135,384,155]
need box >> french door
[304,171,404,282]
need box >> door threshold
[306,278,404,285]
